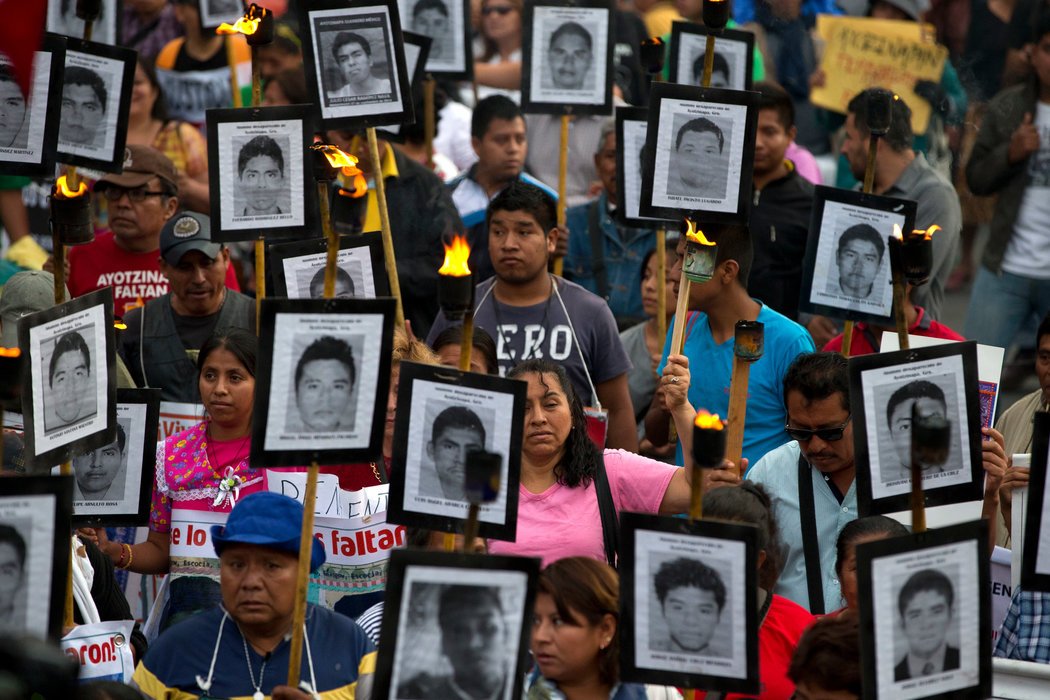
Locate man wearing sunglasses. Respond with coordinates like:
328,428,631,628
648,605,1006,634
66,145,239,316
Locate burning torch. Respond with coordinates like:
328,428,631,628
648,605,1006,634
909,400,950,533
463,449,502,552
690,410,726,521
312,143,367,300
888,224,938,350
216,3,274,107
50,175,92,304
438,234,475,372
725,320,763,475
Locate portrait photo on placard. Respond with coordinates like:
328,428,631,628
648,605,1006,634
0,35,64,176
388,362,525,540
253,298,395,466
0,476,73,640
856,521,990,700
641,83,757,223
57,40,136,171
669,23,754,90
207,106,313,240
21,290,116,465
1021,413,1050,590
301,0,412,128
48,0,120,46
199,0,246,30
398,0,470,76
373,550,539,700
851,342,983,516
619,512,759,693
522,1,611,113
268,232,390,300
615,107,673,228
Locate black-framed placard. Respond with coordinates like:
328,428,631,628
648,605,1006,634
668,22,755,90
397,0,472,78
1021,411,1050,592
200,0,246,31
618,511,759,694
372,549,540,700
520,0,614,116
47,0,122,46
856,519,990,700
205,105,317,242
615,106,676,228
269,232,391,300
377,30,431,140
850,341,983,517
639,81,759,224
386,361,526,541
252,297,396,467
299,0,415,130
57,38,136,173
0,34,65,177
53,388,160,527
0,475,74,640
797,186,917,325
20,288,117,468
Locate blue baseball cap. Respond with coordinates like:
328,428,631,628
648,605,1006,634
211,492,326,572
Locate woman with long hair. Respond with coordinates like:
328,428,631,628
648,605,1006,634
474,0,523,102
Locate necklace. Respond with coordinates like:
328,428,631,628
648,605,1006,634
241,634,269,700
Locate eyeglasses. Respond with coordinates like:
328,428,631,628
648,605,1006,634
482,5,514,15
101,186,170,203
785,415,852,443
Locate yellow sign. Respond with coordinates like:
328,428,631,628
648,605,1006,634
812,16,947,133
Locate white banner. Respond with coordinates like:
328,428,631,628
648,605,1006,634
62,620,136,684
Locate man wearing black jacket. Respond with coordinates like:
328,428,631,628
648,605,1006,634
747,81,815,322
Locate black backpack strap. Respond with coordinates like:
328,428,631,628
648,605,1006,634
587,201,610,302
798,453,826,614
594,456,620,567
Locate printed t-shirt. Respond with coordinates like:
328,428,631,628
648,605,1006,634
427,276,632,407
486,449,677,566
657,304,815,469
154,36,252,126
67,230,240,316
1001,101,1050,279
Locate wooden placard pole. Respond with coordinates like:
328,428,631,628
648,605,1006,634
908,404,949,535
462,450,501,551
366,127,406,330
725,321,763,474
424,77,436,170
552,115,570,277
286,461,319,687
251,46,265,329
891,266,910,351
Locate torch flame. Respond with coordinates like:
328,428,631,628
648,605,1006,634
216,3,267,35
913,224,940,241
55,175,87,198
684,219,715,246
891,223,904,240
313,143,367,198
438,235,472,277
694,410,724,430
0,347,20,358
642,36,664,48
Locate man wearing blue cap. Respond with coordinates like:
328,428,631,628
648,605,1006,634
132,492,376,699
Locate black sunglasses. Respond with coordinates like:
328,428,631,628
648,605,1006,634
785,415,852,442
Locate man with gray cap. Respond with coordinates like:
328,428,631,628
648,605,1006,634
119,211,254,402
66,145,239,317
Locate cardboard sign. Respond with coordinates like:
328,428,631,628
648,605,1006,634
267,471,389,519
990,546,1012,648
812,16,947,133
62,620,136,683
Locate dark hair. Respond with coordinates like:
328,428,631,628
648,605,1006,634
294,336,356,392
755,80,795,129
787,614,862,694
549,21,592,51
782,352,850,413
708,222,752,288
78,680,149,700
268,66,310,105
897,568,954,617
49,331,91,388
135,57,169,122
692,51,730,84
654,557,727,611
1036,310,1050,349
238,135,285,177
430,325,500,375
640,234,678,282
847,88,913,153
675,117,724,153
413,0,449,18
309,265,355,297
486,179,557,235
834,515,908,578
64,66,107,112
0,65,13,84
537,557,620,686
506,359,601,488
471,94,524,140
438,584,502,625
885,380,946,426
431,405,487,445
114,422,128,454
837,223,886,262
0,524,26,567
198,328,258,378
703,482,783,590
331,32,371,61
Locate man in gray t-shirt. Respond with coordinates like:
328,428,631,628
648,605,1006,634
428,181,637,451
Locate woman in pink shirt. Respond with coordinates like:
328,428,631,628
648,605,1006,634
488,359,726,566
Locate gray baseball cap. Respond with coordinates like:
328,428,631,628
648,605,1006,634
159,212,222,265
0,271,68,348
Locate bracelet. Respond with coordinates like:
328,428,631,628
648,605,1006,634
114,542,127,568
116,543,133,570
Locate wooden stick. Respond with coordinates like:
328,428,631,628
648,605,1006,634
463,503,480,552
724,355,750,473
443,532,456,551
424,78,436,170
225,37,243,108
366,128,406,330
552,115,569,277
688,460,704,522
862,137,878,193
458,314,474,372
250,45,262,107
841,320,854,358
319,182,339,299
287,462,319,687
665,278,692,445
700,34,716,86
656,227,668,343
892,272,910,351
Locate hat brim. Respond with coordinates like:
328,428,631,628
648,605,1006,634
95,172,173,191
0,315,18,349
211,526,327,573
162,240,223,266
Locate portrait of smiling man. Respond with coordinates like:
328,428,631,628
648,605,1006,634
60,65,107,149
547,21,592,91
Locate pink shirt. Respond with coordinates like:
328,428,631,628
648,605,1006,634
487,449,678,566
785,142,823,185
